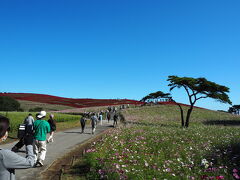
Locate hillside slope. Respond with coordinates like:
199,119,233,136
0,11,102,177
122,104,239,125
0,93,143,108
18,100,75,111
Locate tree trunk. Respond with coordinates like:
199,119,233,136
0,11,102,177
185,106,193,128
174,102,184,127
179,105,184,127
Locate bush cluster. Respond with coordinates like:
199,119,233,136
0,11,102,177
0,96,21,111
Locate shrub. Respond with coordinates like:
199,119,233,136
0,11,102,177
0,96,21,111
29,107,43,112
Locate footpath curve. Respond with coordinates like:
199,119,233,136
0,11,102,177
1,120,111,180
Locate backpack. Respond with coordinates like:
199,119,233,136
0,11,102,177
48,119,56,131
17,124,26,139
51,123,56,131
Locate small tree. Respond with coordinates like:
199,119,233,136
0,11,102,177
167,75,232,127
141,91,171,103
228,105,240,115
0,96,21,111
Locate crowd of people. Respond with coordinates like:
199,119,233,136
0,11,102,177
11,111,56,167
80,106,120,134
0,104,128,179
0,110,57,179
83,104,130,133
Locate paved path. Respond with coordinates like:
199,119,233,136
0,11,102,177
1,120,112,180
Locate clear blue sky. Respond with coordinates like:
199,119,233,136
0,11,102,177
0,0,239,110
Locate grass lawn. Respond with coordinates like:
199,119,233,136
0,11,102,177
63,105,240,180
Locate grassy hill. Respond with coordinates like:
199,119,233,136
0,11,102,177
0,93,142,109
64,105,240,180
122,104,239,126
18,100,75,112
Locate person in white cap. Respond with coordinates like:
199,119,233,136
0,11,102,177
33,111,50,167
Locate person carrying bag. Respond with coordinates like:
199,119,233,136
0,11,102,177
12,114,35,152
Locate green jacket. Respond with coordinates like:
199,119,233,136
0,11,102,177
33,119,51,141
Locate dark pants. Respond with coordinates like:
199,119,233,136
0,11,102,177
12,138,24,150
81,122,85,132
113,120,118,127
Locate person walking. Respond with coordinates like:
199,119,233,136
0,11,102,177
33,111,50,167
47,114,56,143
80,115,86,133
0,115,35,180
99,111,103,125
113,113,119,127
106,110,111,123
90,113,98,134
12,113,35,152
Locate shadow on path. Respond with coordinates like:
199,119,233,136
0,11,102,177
64,131,81,134
63,132,93,135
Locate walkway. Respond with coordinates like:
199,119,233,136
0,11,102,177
1,120,111,180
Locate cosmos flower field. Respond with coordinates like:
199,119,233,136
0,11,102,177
85,125,240,179
82,107,240,180
82,106,240,179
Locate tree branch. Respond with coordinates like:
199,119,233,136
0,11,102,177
195,96,208,102
183,85,193,105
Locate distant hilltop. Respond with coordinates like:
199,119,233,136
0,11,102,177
0,93,143,108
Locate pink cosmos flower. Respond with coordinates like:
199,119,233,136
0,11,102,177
233,169,238,173
216,176,224,179
201,175,208,179
233,173,240,179
86,148,95,153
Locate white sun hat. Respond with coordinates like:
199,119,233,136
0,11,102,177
37,111,47,119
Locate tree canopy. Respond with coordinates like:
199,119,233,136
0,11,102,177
168,76,231,105
141,91,171,102
228,105,240,115
0,96,21,111
167,75,231,127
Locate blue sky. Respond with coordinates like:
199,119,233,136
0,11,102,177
0,0,239,110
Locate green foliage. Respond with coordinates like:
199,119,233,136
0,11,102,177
141,91,171,102
228,105,240,115
167,76,232,105
29,107,43,112
167,75,232,127
0,96,21,111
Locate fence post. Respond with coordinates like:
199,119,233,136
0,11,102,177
59,168,63,180
71,156,75,166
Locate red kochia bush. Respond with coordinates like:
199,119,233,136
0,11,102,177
0,93,143,108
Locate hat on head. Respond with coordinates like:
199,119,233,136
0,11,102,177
37,111,46,119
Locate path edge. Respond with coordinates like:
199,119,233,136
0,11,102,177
39,128,112,180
